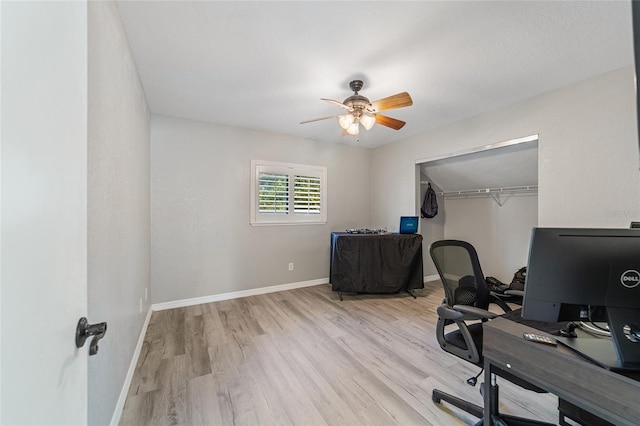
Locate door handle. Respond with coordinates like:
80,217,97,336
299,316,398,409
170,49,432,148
75,317,107,356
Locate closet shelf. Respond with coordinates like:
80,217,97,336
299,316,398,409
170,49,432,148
419,182,537,206
438,185,538,199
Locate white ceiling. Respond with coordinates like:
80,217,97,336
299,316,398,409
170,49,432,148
116,1,634,149
420,139,539,193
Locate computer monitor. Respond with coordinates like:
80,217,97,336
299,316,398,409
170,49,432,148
522,227,640,370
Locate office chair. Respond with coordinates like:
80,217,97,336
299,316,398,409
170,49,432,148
429,240,556,425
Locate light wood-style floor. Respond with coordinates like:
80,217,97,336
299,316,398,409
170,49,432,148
120,282,558,425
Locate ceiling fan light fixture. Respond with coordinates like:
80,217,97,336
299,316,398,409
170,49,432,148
301,80,412,138
360,113,376,130
339,113,355,129
346,122,360,135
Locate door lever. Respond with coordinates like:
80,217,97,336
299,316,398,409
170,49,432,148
75,317,107,355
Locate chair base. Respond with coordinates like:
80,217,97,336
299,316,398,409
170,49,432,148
432,388,483,419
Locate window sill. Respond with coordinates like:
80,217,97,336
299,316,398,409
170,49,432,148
250,220,327,226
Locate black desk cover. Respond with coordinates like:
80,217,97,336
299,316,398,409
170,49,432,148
330,232,424,294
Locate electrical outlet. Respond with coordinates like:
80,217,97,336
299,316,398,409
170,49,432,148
139,298,143,314
288,262,294,271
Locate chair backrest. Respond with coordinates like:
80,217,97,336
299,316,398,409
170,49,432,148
430,240,490,310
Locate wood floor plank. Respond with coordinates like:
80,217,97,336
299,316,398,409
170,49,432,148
220,373,263,426
154,354,191,425
120,282,559,425
239,347,296,426
161,310,186,359
127,337,165,397
119,389,158,426
287,334,390,418
277,342,369,425
185,374,224,426
349,370,435,425
184,315,211,378
251,334,329,425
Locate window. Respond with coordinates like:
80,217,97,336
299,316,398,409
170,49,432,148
251,160,327,225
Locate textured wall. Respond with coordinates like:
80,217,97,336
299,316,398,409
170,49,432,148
151,115,371,303
372,67,640,271
87,1,150,424
443,195,538,282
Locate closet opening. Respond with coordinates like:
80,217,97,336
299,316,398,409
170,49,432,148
416,134,539,284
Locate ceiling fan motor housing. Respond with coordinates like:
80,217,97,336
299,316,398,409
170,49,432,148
343,94,372,112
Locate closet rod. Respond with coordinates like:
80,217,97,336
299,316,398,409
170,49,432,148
437,185,538,197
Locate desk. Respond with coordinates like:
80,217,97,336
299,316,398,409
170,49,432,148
330,232,423,295
483,317,640,425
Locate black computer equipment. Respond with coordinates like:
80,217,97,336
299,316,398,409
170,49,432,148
522,227,640,371
399,216,418,234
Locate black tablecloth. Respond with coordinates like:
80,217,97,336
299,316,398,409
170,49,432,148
330,232,424,294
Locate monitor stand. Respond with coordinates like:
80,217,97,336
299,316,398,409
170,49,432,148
607,308,640,366
560,306,640,371
556,336,640,371
556,336,640,372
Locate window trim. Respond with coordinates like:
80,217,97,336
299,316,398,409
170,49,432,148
250,159,327,226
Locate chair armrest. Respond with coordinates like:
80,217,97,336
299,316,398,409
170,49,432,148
489,292,513,312
452,304,499,320
437,303,468,320
504,289,524,297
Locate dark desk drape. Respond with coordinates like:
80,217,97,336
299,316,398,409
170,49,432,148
330,232,424,294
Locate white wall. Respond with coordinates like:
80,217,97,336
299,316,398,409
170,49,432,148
151,115,371,303
373,67,640,241
87,2,150,425
443,195,538,282
419,176,537,281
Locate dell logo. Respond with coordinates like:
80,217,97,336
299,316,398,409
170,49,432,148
621,270,640,288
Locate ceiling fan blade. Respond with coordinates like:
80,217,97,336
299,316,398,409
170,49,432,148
300,115,339,124
370,92,413,112
376,114,406,130
321,98,353,111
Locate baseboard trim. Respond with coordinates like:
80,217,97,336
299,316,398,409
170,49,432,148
424,274,439,283
151,277,330,312
110,306,153,426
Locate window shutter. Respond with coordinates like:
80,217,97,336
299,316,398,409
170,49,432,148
294,175,321,214
251,160,326,225
258,172,289,214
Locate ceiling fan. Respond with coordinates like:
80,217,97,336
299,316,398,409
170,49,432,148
300,80,413,139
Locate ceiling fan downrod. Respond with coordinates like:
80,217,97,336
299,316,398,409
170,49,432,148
349,80,364,94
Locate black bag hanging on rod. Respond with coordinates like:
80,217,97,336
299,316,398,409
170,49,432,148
421,183,438,218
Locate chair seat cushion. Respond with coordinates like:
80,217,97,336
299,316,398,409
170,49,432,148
444,322,484,366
